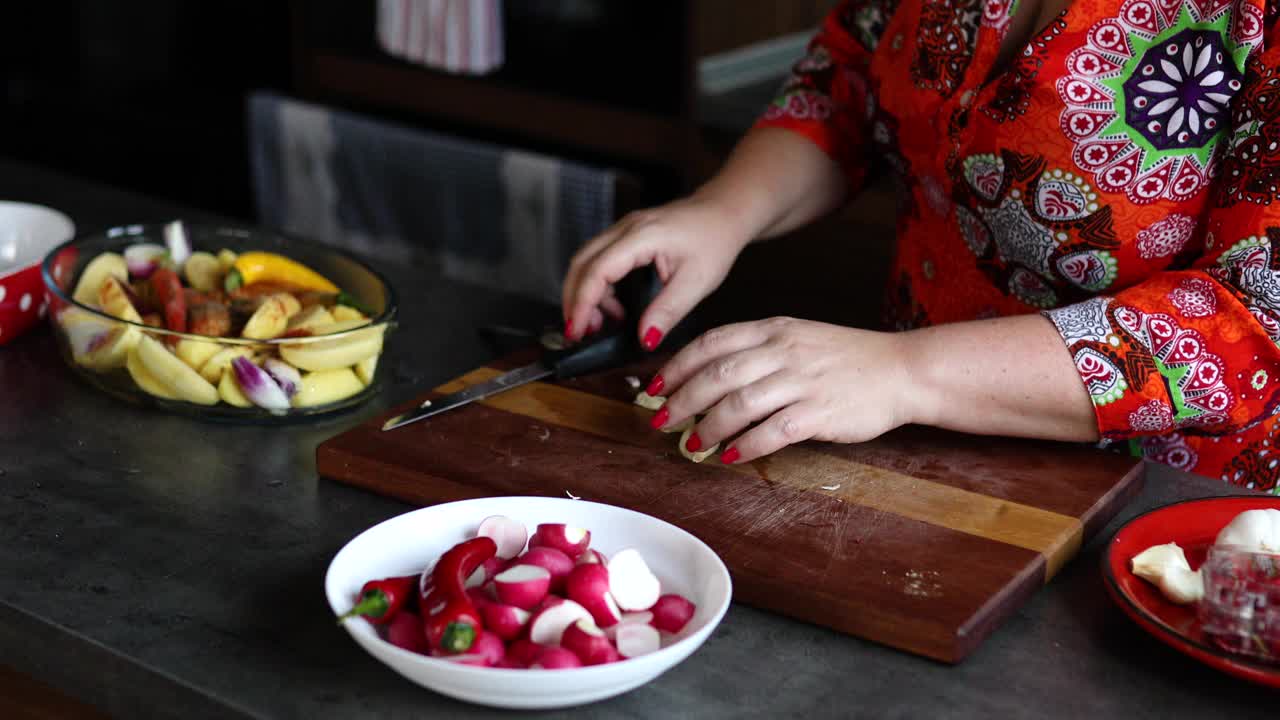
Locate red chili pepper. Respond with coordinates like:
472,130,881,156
150,268,187,334
422,537,496,654
337,574,417,625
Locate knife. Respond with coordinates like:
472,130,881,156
381,327,635,431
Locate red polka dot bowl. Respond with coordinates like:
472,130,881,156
0,202,75,346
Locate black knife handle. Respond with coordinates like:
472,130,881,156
547,329,632,380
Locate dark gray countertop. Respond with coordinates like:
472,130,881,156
0,159,1274,719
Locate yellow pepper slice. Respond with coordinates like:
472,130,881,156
225,252,339,293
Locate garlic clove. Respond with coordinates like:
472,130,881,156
1131,542,1204,605
1214,508,1280,554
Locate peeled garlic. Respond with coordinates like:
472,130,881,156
679,426,719,464
1214,508,1280,553
633,391,664,411
1131,542,1204,604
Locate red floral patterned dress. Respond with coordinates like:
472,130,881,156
755,0,1280,489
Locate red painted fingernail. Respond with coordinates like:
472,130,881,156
650,407,669,429
564,318,574,339
720,447,740,464
645,374,665,396
642,326,663,351
685,432,702,453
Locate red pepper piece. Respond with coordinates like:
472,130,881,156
422,537,496,654
337,574,417,625
150,268,187,334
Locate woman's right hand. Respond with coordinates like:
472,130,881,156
561,195,753,351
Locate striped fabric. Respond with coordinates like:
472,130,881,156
376,0,504,75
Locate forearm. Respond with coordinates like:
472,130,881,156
901,314,1099,442
692,127,850,244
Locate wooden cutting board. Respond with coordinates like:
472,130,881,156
318,355,1143,662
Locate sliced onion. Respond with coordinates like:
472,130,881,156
262,357,302,398
124,243,168,279
164,220,191,270
231,356,291,411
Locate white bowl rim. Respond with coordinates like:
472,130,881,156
324,496,734,677
0,201,75,280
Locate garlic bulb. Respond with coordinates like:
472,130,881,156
1130,542,1204,604
1213,508,1280,553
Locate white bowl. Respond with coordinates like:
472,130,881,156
325,496,733,709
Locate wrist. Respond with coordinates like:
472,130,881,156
894,328,944,428
684,189,760,254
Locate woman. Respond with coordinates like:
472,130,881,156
561,0,1280,490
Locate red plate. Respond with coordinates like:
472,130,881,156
1103,495,1280,687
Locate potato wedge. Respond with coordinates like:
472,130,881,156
292,368,364,407
354,354,378,385
126,345,179,400
331,304,368,323
184,251,223,292
285,305,335,335
198,346,254,384
60,306,139,371
72,252,127,306
135,334,219,405
218,369,253,408
274,292,301,318
279,321,383,371
241,296,289,339
217,248,238,272
97,276,143,323
175,338,223,370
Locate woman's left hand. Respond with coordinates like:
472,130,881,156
649,317,921,464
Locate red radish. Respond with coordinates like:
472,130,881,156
386,612,427,654
477,515,529,559
528,597,592,646
531,646,583,670
561,618,621,666
576,549,608,566
468,631,506,666
650,594,697,634
480,602,532,641
493,564,551,610
465,556,506,589
615,622,661,659
506,639,547,666
495,657,525,669
605,612,654,642
566,564,621,628
529,524,591,560
517,547,574,592
607,549,661,611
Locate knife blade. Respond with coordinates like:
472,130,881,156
382,327,633,431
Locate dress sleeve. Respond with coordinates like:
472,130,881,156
752,0,896,195
1044,36,1280,440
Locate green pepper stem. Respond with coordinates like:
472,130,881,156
224,268,243,292
440,622,477,653
336,590,389,624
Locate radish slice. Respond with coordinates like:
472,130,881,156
493,564,551,610
517,547,574,592
530,646,583,670
386,612,426,654
231,357,290,411
650,594,696,634
566,564,621,628
477,515,529,559
615,622,661,659
529,524,591,560
262,358,302,398
605,612,654,642
576,549,608,566
464,557,505,589
506,639,546,667
607,549,661,611
528,597,592,646
561,618,620,666
480,602,532,641
124,243,167,279
164,220,191,269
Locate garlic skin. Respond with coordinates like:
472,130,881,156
1131,542,1204,604
1213,508,1280,553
